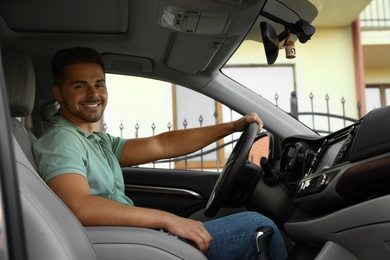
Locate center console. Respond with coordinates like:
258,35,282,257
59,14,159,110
279,105,390,214
280,106,390,259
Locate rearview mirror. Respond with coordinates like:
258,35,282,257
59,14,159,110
260,20,315,65
260,21,279,65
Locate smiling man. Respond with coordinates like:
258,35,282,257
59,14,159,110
33,46,287,260
55,64,106,118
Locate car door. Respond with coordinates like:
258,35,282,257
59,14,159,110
104,74,244,218
122,167,219,217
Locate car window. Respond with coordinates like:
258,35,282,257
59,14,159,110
223,36,360,135
103,74,269,171
222,65,295,114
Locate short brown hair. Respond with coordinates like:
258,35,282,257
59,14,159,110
51,46,105,86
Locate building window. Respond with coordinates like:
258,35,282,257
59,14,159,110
365,84,390,113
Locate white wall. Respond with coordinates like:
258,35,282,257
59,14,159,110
227,26,359,132
104,74,173,139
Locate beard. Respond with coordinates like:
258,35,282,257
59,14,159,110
61,98,105,123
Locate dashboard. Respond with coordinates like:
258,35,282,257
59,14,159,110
279,105,390,215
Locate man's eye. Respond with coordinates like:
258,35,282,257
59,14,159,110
96,84,106,88
74,84,84,89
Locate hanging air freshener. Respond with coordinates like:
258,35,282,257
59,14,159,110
285,30,296,59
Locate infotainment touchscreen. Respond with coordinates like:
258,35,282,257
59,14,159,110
314,140,343,172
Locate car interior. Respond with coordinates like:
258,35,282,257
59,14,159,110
1,0,390,259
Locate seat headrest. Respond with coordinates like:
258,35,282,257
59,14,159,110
3,50,36,117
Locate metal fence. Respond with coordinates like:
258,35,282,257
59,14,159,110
289,91,360,135
103,111,236,171
103,92,359,170
360,0,390,30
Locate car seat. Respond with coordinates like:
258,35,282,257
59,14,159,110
3,50,38,170
3,50,206,260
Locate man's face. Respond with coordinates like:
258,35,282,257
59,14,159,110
54,63,107,125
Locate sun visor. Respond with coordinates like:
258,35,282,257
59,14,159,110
167,35,224,74
0,0,129,33
102,54,153,75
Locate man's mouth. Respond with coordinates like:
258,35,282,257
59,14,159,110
82,103,100,108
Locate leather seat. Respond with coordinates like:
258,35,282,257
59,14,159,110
3,50,38,170
3,50,207,260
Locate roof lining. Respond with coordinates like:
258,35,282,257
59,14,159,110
0,0,130,34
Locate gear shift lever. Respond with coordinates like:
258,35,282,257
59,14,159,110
254,226,274,260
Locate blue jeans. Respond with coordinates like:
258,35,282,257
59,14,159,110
184,212,287,260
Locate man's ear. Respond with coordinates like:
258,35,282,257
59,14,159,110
53,86,63,102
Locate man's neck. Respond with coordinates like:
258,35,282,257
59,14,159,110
60,113,101,134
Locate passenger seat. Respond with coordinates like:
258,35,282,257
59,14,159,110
3,50,38,170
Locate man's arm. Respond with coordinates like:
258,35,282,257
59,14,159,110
47,173,212,252
119,112,263,166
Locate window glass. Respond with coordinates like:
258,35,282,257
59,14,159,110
222,66,295,113
385,88,390,106
173,85,223,170
365,87,381,113
104,74,267,171
223,38,361,134
104,74,173,139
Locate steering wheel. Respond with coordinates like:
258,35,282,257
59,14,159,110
204,122,259,218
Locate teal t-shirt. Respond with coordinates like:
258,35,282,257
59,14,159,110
33,116,134,206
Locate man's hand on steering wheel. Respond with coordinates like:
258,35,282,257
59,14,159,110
233,112,263,133
205,113,263,218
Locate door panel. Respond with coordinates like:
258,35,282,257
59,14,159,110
122,167,219,217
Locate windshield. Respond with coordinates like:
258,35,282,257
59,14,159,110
222,0,387,135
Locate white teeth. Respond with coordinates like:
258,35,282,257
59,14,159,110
84,104,99,108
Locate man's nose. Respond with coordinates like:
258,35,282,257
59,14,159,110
86,85,98,96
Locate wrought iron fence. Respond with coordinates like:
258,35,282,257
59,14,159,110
103,111,237,171
289,91,360,135
103,92,359,170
